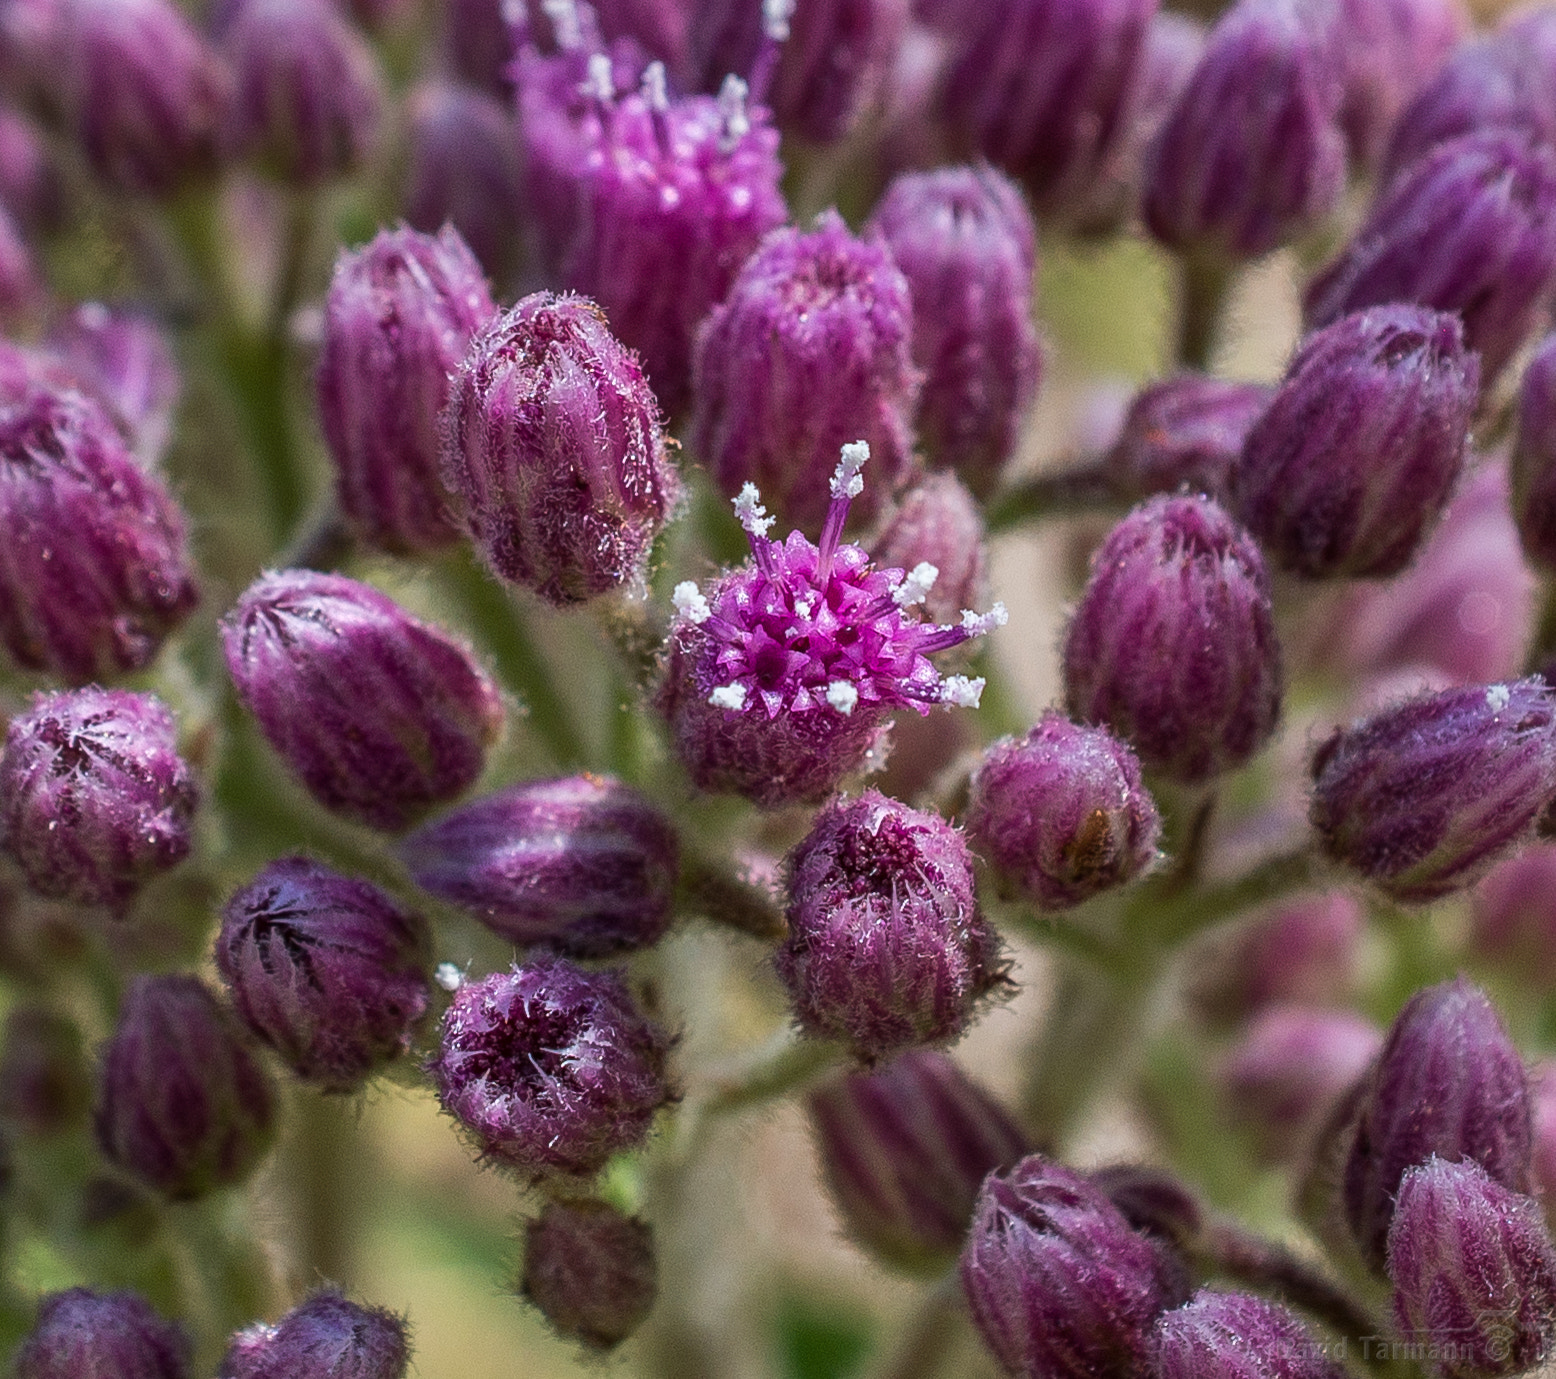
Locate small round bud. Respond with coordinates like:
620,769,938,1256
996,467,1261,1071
1471,843,1556,979
0,1006,91,1136
1153,1289,1350,1379
219,1291,409,1379
15,1288,190,1379
868,473,990,627
0,688,196,910
1103,374,1271,503
45,304,180,468
1514,331,1556,573
521,1198,657,1350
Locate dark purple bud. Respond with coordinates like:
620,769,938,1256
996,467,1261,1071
1304,131,1556,384
46,304,180,467
443,0,515,95
427,956,673,1180
589,0,693,73
1153,1289,1349,1379
1514,332,1556,573
318,226,497,555
398,776,677,959
867,164,1040,498
0,1006,90,1136
1471,843,1556,978
95,974,277,1200
220,570,504,832
441,292,679,604
15,1288,190,1379
868,472,990,627
691,210,920,533
1531,1061,1556,1232
1388,1157,1556,1379
1343,977,1532,1273
521,1197,657,1350
1310,681,1556,903
1062,493,1283,783
808,1049,1029,1272
1233,306,1478,579
219,1290,409,1379
0,107,63,236
1103,374,1272,503
775,789,1005,1061
967,711,1161,911
1091,1164,1204,1247
0,688,196,910
216,858,430,1093
961,1153,1185,1379
0,380,198,681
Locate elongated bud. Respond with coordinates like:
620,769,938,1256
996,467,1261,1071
221,570,503,832
968,712,1161,912
868,473,990,627
16,1288,190,1379
1062,493,1282,783
96,974,277,1200
1153,1289,1349,1379
1514,332,1556,573
318,226,497,554
521,1198,657,1350
443,0,516,95
1388,1157,1556,1379
0,689,196,910
1311,680,1556,903
1104,374,1271,503
1344,977,1531,1274
0,1007,90,1136
1471,843,1556,978
220,1291,410,1379
808,1050,1028,1273
46,304,180,467
1233,306,1478,579
0,107,63,237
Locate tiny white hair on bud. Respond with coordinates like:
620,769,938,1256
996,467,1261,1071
831,441,870,499
672,581,711,624
717,74,750,149
939,675,986,708
892,562,939,608
542,0,583,48
435,962,464,993
826,681,860,715
641,60,669,111
584,51,615,102
1487,683,1512,713
710,682,749,710
732,481,775,536
763,0,795,40
960,602,1009,635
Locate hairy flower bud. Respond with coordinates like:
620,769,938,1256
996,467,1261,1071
1062,494,1282,783
967,712,1161,911
1514,332,1556,573
318,226,497,554
1103,374,1271,503
428,957,673,1180
869,473,990,627
1471,844,1556,979
46,304,180,467
441,292,678,604
221,570,503,832
1153,1289,1349,1379
0,688,196,910
95,974,277,1200
521,1198,657,1350
0,1006,90,1136
1233,306,1478,579
808,1050,1028,1272
15,1288,190,1379
1311,681,1556,903
220,1291,410,1379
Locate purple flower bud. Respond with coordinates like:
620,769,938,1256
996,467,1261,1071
1103,374,1272,503
868,472,990,627
1471,843,1556,978
427,957,673,1180
441,292,679,604
1304,131,1556,384
1153,1289,1349,1379
1232,306,1479,579
1388,1157,1556,1379
0,201,36,323
1531,1061,1556,1231
867,165,1041,498
1062,493,1283,783
443,0,515,95
967,712,1161,911
1514,332,1556,572
1311,681,1556,903
45,305,180,468
220,0,384,185
1144,0,1346,260
0,380,198,681
216,858,430,1093
0,107,63,236
808,1049,1029,1272
0,1006,90,1136
1343,977,1532,1273
220,570,504,832
775,790,1004,1061
0,689,196,910
1091,1164,1204,1247
521,1197,657,1350
219,1290,409,1379
15,1288,190,1379
317,226,497,555
691,211,920,533
95,974,277,1200
961,1153,1185,1379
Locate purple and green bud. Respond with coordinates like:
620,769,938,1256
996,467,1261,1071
868,472,990,627
0,1006,90,1136
1152,1289,1350,1379
45,304,180,467
1103,374,1271,503
1513,332,1556,573
219,1290,410,1379
1471,843,1556,980
521,1197,657,1350
15,1287,190,1379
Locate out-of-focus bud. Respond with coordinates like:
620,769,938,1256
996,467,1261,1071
15,1288,190,1379
1153,1289,1350,1379
869,473,990,626
1062,493,1283,783
0,107,63,235
0,688,196,911
441,292,679,604
45,304,180,467
1310,681,1556,904
521,1198,657,1351
216,858,430,1093
219,1290,410,1379
0,201,35,323
220,570,504,832
317,226,497,555
967,711,1161,911
808,1050,1029,1273
1304,131,1556,384
1343,977,1531,1273
1471,844,1556,979
1515,332,1556,573
0,381,198,681
692,211,920,534
1091,1164,1204,1247
1103,374,1271,503
95,974,277,1200
398,776,678,959
961,1153,1185,1379
867,164,1040,499
776,790,1005,1062
0,1007,90,1136
428,956,673,1181
443,0,515,96
1388,1157,1556,1379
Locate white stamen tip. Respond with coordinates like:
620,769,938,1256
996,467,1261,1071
710,683,749,710
642,60,668,111
826,681,860,715
939,675,986,708
500,0,528,25
542,0,583,48
830,440,870,500
1487,683,1512,713
672,581,710,624
732,481,775,536
892,561,939,608
584,52,615,102
717,74,750,148
763,0,795,39
960,602,1009,635
435,962,464,993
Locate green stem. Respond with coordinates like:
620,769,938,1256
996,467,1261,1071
984,462,1122,534
859,1272,965,1379
676,854,788,941
290,1088,359,1286
1177,251,1234,371
1133,846,1323,949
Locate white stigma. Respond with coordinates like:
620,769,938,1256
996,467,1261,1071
717,74,750,150
435,962,464,993
960,602,1009,636
733,481,775,537
641,60,669,112
892,561,939,608
542,0,583,49
672,581,710,624
710,683,749,710
826,681,860,715
939,675,986,708
831,440,870,500
1487,683,1512,713
584,51,615,103
763,0,795,40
